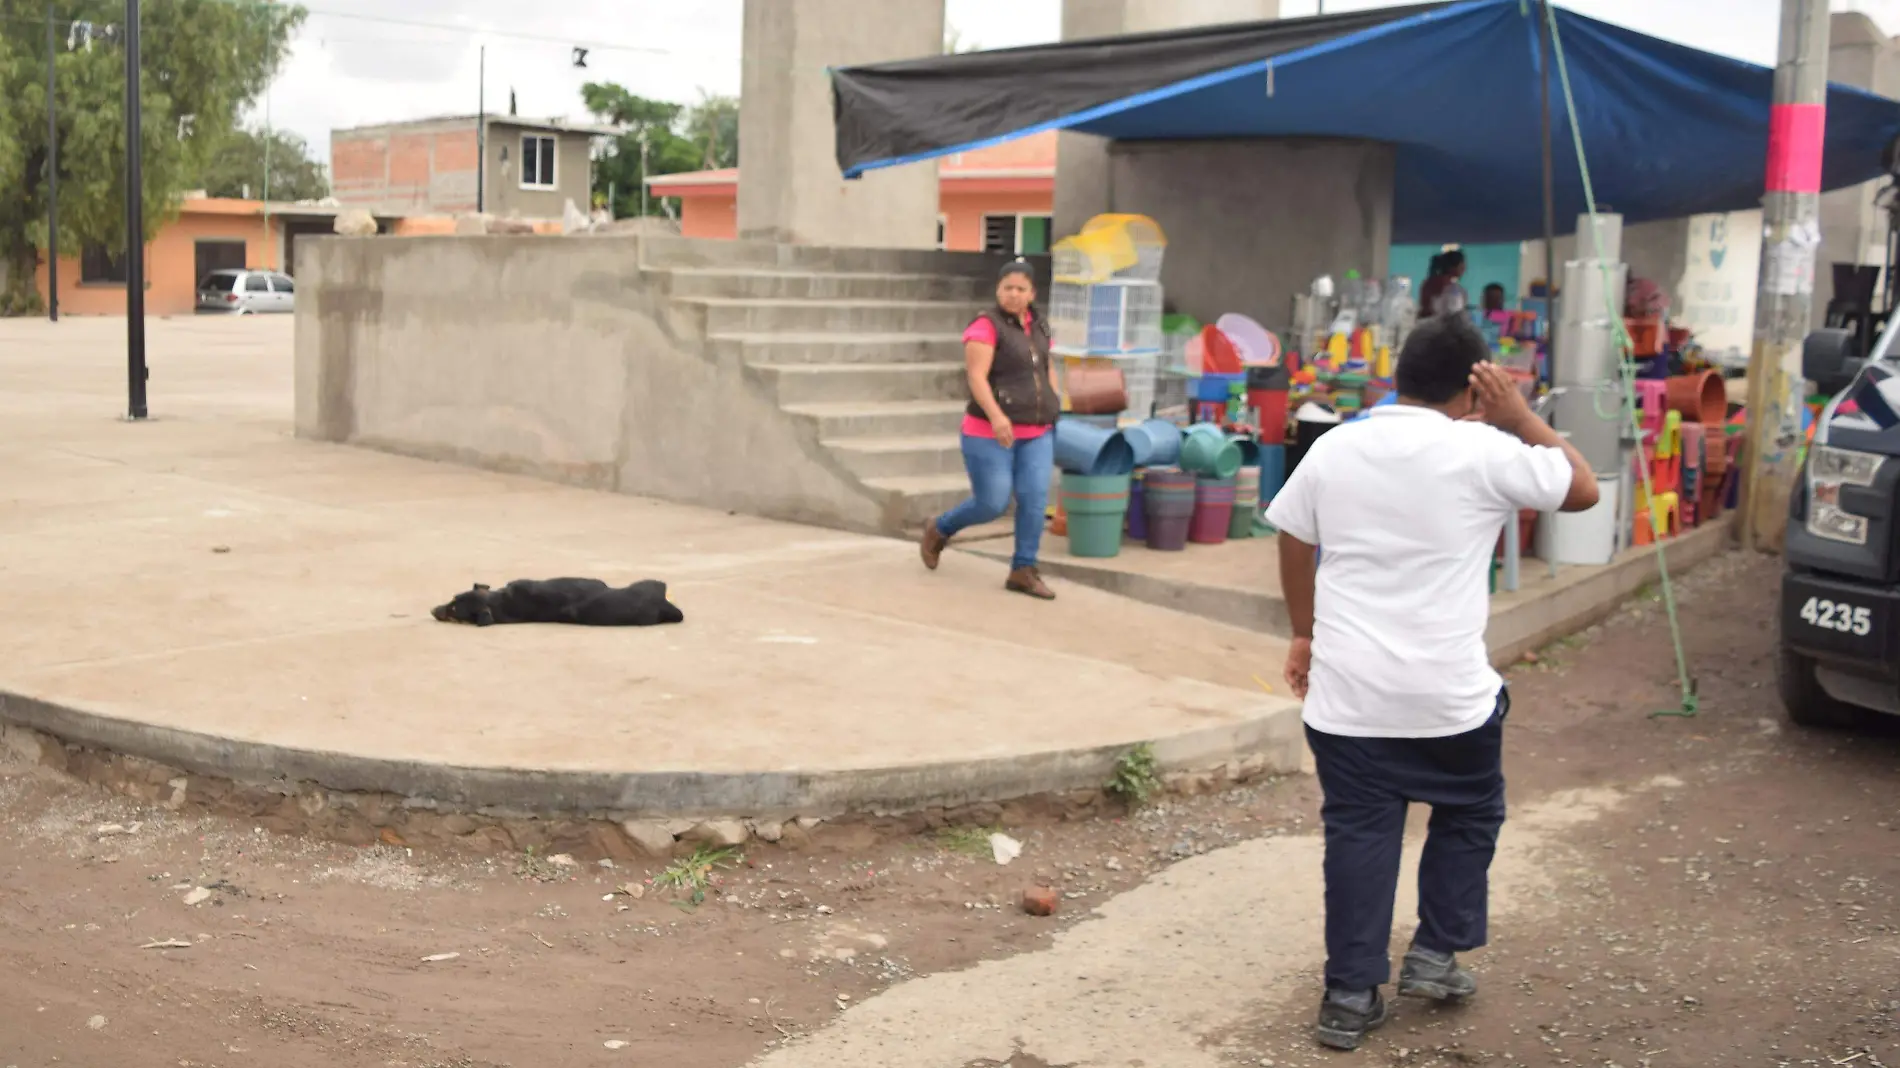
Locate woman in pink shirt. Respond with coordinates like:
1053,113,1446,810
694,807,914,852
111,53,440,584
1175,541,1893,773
918,259,1062,600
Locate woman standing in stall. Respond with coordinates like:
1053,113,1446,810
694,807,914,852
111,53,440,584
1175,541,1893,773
917,259,1064,600
1418,250,1470,320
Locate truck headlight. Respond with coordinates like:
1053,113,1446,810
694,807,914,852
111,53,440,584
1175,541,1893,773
1807,445,1884,545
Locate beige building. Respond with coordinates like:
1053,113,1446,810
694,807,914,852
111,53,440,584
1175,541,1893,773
331,114,607,221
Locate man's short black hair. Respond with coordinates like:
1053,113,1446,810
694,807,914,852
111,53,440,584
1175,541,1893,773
1395,315,1489,404
1482,282,1505,294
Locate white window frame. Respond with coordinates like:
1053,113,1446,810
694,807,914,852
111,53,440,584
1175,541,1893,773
520,133,558,191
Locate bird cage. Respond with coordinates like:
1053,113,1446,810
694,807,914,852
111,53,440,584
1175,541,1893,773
1049,279,1164,357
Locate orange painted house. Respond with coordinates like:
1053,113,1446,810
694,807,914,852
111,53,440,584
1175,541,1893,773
30,195,425,317
646,131,1056,253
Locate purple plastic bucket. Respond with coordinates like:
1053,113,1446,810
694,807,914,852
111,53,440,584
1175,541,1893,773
1127,475,1148,540
1190,475,1237,545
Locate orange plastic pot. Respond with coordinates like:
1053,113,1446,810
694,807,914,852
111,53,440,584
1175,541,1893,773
1666,370,1726,427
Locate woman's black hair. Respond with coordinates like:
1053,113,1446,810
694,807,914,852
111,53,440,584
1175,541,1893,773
1428,250,1467,278
998,257,1035,284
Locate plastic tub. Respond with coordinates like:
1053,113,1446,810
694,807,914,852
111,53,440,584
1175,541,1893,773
1181,424,1243,479
1191,475,1237,545
1122,418,1184,467
1257,444,1287,505
1054,418,1135,476
1666,370,1727,427
1060,473,1131,558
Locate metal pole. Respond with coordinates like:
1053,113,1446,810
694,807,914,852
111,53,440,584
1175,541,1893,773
640,131,650,217
46,1,59,323
124,0,147,420
1538,0,1558,382
476,45,486,214
262,84,273,268
1741,0,1830,552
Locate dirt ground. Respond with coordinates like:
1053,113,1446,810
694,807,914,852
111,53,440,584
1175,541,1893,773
1,549,1896,1068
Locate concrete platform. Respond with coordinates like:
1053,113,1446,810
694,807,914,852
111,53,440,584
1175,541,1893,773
0,317,1300,819
968,499,1735,666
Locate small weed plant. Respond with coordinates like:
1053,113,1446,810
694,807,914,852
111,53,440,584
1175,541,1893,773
1107,743,1160,808
657,845,741,905
935,825,999,857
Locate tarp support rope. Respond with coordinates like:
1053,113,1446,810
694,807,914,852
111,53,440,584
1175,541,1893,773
1542,1,1700,718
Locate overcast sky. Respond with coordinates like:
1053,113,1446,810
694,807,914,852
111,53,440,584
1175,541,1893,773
267,0,1900,169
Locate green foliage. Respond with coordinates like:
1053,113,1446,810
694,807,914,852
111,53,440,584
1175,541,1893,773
581,81,737,219
656,845,740,906
1106,743,1161,809
189,124,328,202
0,0,304,313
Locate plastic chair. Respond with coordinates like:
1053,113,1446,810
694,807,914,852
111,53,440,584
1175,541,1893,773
1680,422,1706,474
1633,507,1654,547
1634,379,1668,437
1656,410,1682,459
1652,491,1680,539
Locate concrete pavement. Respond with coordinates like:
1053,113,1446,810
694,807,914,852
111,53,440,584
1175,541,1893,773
0,317,1300,817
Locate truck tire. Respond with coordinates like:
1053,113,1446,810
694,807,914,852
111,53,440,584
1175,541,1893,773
1776,646,1865,729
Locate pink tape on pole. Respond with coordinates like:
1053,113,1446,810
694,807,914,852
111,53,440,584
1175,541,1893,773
1765,103,1826,194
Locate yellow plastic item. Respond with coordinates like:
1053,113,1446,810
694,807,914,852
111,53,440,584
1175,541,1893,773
1373,346,1393,379
1052,214,1168,284
1656,410,1682,459
1650,491,1680,538
1326,333,1349,367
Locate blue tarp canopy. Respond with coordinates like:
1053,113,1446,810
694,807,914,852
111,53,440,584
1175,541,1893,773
831,0,1900,244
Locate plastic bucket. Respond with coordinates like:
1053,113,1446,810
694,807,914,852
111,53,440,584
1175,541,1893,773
1229,466,1261,539
1233,436,1261,469
1191,475,1236,545
1666,370,1726,427
1181,424,1243,479
1054,418,1135,476
1060,473,1130,559
1143,470,1196,551
1126,474,1148,541
1249,389,1289,444
1123,419,1184,467
1257,444,1287,504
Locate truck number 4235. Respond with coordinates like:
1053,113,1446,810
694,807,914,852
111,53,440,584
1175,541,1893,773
1800,597,1874,636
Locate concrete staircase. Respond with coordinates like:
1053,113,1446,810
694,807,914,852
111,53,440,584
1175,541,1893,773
640,236,1006,531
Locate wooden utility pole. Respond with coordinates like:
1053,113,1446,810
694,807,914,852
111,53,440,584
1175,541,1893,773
1741,0,1830,552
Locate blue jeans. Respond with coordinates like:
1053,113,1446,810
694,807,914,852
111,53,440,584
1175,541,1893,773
935,430,1054,571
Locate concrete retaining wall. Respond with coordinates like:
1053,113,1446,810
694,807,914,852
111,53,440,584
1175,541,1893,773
294,235,896,531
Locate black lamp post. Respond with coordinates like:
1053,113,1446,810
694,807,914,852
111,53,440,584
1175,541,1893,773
124,0,147,419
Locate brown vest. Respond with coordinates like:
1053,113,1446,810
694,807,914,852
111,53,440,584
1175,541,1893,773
967,305,1060,428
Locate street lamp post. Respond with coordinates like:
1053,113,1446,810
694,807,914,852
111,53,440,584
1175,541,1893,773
125,0,147,419
46,2,59,322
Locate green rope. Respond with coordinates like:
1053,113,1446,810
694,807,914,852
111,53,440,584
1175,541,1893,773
1542,2,1699,717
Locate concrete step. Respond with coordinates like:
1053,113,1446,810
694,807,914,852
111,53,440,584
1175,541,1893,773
712,332,965,366
662,268,988,303
696,298,973,336
752,361,967,407
865,472,975,526
642,234,1008,277
823,434,965,480
782,400,969,439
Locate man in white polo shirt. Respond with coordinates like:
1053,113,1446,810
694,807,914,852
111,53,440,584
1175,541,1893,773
1264,315,1599,1051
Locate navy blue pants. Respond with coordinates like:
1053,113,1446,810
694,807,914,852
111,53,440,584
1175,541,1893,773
1304,688,1509,992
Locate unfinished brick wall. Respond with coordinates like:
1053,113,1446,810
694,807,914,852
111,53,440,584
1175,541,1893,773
332,125,481,214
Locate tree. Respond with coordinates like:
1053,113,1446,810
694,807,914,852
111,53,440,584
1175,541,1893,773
682,91,737,170
0,0,304,315
190,124,329,202
580,81,705,219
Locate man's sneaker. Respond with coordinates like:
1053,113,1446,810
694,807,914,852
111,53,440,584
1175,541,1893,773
1397,946,1477,1001
1315,986,1387,1051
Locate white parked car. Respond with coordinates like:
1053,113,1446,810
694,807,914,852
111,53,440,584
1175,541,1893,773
196,269,295,314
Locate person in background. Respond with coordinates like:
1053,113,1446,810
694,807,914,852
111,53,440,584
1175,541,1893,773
1264,315,1600,1052
918,258,1062,600
1625,275,1668,320
1481,283,1508,318
1417,250,1469,319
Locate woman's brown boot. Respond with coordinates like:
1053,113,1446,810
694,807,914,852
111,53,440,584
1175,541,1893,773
1005,567,1055,600
919,518,949,570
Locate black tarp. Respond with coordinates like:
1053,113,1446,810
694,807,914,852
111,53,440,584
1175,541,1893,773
830,4,1445,179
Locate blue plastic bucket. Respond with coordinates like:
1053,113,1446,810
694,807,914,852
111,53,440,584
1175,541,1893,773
1054,417,1136,476
1123,419,1184,468
1258,444,1287,505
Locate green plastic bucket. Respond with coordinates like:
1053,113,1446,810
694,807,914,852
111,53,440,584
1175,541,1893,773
1060,473,1131,559
1180,424,1243,479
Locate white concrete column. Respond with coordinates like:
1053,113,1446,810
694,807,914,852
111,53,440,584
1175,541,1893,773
1054,0,1280,240
1814,12,1900,327
738,0,944,249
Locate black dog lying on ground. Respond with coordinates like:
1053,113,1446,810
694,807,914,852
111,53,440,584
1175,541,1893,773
431,577,684,627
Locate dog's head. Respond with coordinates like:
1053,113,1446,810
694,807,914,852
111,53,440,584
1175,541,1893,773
431,583,494,626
